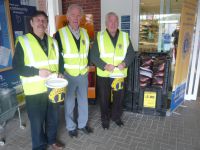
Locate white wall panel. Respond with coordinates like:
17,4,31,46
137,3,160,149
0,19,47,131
101,0,140,51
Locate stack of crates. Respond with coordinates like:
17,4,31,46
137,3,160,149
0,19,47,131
132,52,171,116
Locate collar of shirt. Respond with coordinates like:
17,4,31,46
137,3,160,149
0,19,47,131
68,25,80,40
31,32,48,55
31,32,47,41
106,29,119,40
106,29,119,47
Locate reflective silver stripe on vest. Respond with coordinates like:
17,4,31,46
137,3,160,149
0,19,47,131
81,28,89,55
63,53,88,58
99,31,128,59
23,36,58,67
62,28,89,58
61,27,71,54
122,32,127,58
53,39,59,62
23,35,35,66
114,56,125,60
26,60,58,67
100,31,114,57
64,64,87,69
21,76,45,83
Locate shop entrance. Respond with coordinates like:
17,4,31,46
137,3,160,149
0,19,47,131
139,0,183,53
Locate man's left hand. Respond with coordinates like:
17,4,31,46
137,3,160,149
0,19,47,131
117,62,126,70
57,73,64,78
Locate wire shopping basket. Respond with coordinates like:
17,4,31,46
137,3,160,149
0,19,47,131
0,88,18,146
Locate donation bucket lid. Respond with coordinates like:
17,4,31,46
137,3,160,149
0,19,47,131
45,78,68,89
109,67,125,78
109,73,125,79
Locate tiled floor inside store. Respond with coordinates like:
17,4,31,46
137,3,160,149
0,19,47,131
0,98,200,150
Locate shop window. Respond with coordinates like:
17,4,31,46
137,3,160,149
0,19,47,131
139,0,183,52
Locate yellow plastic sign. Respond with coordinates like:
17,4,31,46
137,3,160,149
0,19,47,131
143,91,156,108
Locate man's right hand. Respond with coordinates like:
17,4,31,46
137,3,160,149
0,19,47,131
104,64,115,72
39,69,52,78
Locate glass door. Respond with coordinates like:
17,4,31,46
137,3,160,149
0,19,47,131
139,0,184,52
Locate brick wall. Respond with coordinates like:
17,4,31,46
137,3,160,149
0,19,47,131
62,0,101,34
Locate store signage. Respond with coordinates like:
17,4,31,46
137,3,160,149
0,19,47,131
171,83,186,111
9,2,36,40
143,91,156,108
163,33,171,44
0,0,13,71
121,15,130,35
171,0,197,112
0,69,21,89
182,32,191,58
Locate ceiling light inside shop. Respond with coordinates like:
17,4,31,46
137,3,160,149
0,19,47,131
158,20,179,23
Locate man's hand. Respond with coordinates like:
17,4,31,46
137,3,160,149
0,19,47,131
117,62,126,70
39,69,52,78
57,73,64,78
104,64,115,72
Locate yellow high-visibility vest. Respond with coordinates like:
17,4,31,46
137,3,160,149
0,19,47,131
58,26,89,76
17,33,59,95
97,30,129,77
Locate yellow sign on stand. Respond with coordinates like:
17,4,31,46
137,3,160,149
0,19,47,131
143,91,156,108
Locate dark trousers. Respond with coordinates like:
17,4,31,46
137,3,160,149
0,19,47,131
25,93,60,150
97,76,124,123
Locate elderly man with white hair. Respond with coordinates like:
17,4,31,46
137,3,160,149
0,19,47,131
90,12,135,130
55,4,93,138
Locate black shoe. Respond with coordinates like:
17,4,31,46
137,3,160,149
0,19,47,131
102,122,109,130
79,126,93,134
115,120,124,127
68,129,78,138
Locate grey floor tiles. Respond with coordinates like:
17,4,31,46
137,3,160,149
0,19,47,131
1,99,200,150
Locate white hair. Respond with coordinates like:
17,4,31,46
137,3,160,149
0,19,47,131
66,4,84,17
105,12,119,25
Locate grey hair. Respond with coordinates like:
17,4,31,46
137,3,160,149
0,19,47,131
105,12,119,25
66,4,84,17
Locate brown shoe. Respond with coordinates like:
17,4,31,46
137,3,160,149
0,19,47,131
49,143,64,150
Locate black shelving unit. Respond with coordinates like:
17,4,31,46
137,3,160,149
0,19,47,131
124,52,171,116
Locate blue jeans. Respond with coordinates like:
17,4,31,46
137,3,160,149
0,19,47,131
25,93,60,150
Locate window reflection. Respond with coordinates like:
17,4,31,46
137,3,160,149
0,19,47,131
139,0,183,52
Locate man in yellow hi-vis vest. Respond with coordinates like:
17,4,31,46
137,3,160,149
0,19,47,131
13,11,64,150
55,4,93,138
90,12,134,129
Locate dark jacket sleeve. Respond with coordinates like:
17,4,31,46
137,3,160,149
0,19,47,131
89,38,107,70
55,32,64,74
123,38,135,67
12,42,39,77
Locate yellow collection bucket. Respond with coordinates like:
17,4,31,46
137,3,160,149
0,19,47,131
45,78,68,103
